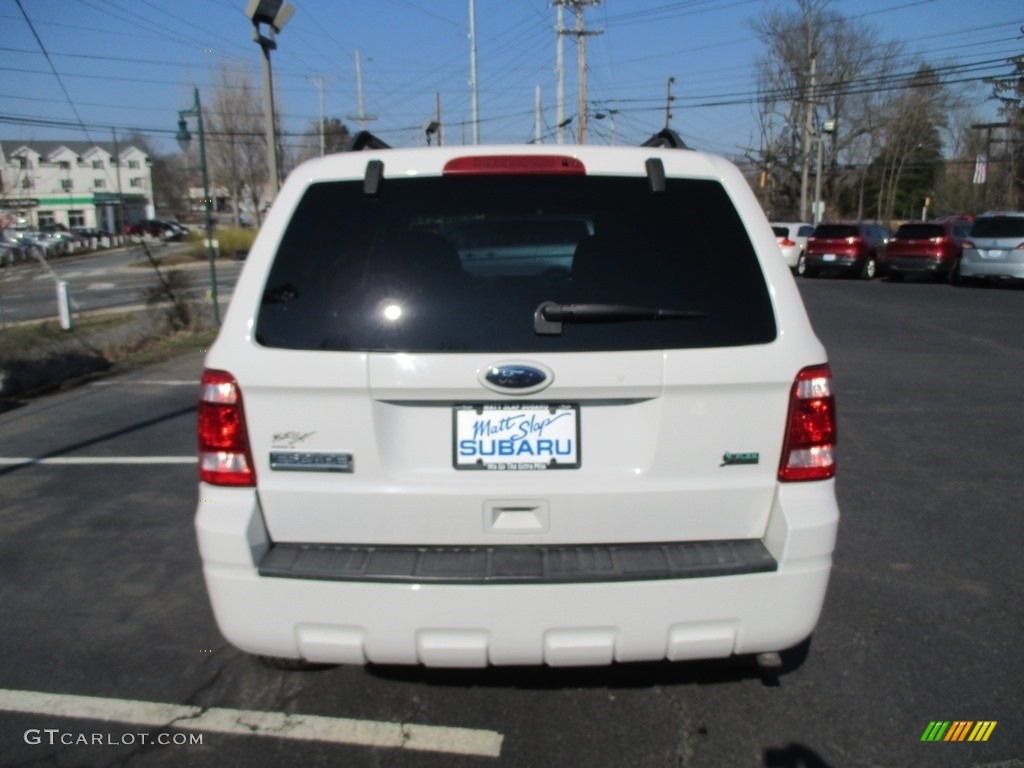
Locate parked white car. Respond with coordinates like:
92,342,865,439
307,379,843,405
771,221,815,272
196,132,840,670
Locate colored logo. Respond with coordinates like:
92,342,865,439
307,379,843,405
920,721,997,742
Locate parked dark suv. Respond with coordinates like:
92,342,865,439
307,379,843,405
883,218,972,282
803,221,889,279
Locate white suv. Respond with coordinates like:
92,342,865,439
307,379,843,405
196,132,839,669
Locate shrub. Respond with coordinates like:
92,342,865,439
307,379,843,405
182,226,256,260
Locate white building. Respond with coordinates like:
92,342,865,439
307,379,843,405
0,140,154,232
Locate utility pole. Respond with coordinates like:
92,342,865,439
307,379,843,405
555,2,565,144
555,1,601,145
436,92,443,146
111,128,126,234
469,0,480,144
535,85,543,143
307,75,336,156
800,52,817,223
347,50,377,132
664,76,676,129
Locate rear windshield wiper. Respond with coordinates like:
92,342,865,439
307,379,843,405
534,300,707,335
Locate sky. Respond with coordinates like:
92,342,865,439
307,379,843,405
0,0,1021,160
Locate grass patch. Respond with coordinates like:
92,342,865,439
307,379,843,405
107,326,217,373
1,307,217,398
181,226,256,260
0,313,137,362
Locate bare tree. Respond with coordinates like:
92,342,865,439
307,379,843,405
985,34,1024,209
750,0,904,221
292,118,352,167
203,61,267,227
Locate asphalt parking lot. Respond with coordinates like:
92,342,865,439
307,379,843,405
0,276,1021,767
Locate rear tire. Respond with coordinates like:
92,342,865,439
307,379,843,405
947,257,963,286
859,256,877,280
796,253,808,277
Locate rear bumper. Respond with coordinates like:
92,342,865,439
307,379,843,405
884,256,951,275
805,253,862,273
959,256,1024,280
779,245,801,269
196,483,838,667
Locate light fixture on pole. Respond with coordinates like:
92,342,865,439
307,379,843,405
177,87,220,327
423,120,441,146
245,0,295,202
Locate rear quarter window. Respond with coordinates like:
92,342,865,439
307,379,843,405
971,217,1024,238
255,174,776,353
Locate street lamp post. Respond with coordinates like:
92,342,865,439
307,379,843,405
813,118,837,225
176,87,220,327
245,0,295,202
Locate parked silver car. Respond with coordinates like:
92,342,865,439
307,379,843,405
959,212,1024,284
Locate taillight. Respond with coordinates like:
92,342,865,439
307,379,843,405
931,236,947,244
198,369,255,487
962,240,975,248
779,365,836,482
443,155,586,175
779,238,795,247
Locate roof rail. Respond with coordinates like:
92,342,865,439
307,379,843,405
346,131,392,152
640,128,688,150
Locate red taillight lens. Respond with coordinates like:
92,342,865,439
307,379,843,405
198,369,255,487
779,238,796,247
443,155,586,175
779,365,836,482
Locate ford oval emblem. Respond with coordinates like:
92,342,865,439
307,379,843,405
479,361,553,395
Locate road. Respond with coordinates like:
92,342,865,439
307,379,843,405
0,276,1021,767
0,243,243,325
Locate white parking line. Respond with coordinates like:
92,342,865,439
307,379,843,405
0,457,197,466
0,688,503,757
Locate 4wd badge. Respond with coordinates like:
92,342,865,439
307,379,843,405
721,452,760,467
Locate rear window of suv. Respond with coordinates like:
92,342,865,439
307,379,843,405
894,224,944,239
971,216,1024,238
812,224,859,239
255,174,776,353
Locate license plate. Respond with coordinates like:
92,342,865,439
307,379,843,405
822,253,837,262
983,249,1006,260
454,403,580,470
